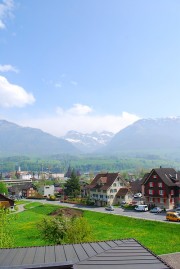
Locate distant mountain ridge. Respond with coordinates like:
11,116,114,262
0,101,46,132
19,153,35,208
100,117,180,155
1,117,180,157
0,120,79,156
62,130,114,152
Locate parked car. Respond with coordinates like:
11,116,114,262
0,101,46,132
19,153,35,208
175,207,180,213
105,205,114,211
134,193,142,198
166,212,180,222
150,207,162,213
135,205,148,212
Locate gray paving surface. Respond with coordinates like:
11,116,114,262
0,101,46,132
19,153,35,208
159,253,180,269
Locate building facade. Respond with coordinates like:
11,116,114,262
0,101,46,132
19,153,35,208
142,168,180,209
88,172,128,206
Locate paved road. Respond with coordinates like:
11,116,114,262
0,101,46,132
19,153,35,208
25,199,175,223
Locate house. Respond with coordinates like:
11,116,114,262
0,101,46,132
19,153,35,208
38,185,55,197
116,187,133,204
142,167,180,209
129,179,143,194
9,183,38,198
0,238,171,269
88,172,129,206
0,193,15,209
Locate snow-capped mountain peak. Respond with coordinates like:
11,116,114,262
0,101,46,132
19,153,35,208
62,130,114,152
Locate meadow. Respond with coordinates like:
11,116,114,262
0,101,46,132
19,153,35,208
11,202,180,255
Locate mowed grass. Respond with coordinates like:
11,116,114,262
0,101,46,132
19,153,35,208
83,210,180,255
11,203,180,255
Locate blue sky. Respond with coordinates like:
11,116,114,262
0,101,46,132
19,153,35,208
0,0,180,136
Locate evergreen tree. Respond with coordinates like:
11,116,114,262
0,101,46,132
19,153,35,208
64,170,80,198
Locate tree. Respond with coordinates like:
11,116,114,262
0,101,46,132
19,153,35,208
0,182,8,195
64,170,80,198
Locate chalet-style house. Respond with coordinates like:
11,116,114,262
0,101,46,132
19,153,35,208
88,172,130,206
0,193,15,209
9,183,38,198
142,168,180,209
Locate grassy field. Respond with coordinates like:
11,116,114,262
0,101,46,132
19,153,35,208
11,202,180,255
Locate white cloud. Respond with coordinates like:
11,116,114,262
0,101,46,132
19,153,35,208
17,104,140,136
0,0,14,30
70,80,78,86
0,64,19,73
56,104,93,116
54,82,62,88
0,76,35,107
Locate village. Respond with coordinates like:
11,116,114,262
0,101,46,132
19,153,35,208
1,166,180,219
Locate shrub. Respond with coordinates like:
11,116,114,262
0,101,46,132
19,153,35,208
0,208,14,248
38,216,69,244
66,217,93,243
38,215,93,244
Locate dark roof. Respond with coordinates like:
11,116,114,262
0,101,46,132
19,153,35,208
9,183,36,193
130,179,143,193
116,187,129,196
141,173,150,185
0,239,172,269
88,173,119,191
0,193,14,204
143,168,180,187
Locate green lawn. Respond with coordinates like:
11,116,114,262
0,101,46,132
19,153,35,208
11,203,180,255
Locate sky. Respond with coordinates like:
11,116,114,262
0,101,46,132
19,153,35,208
0,0,180,137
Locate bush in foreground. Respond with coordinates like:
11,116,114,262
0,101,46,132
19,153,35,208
0,208,14,248
38,215,93,244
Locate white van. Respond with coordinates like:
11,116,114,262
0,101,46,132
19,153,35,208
135,205,148,212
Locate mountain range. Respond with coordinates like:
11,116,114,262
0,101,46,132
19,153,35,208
62,130,114,153
0,120,78,156
0,117,180,157
101,117,180,156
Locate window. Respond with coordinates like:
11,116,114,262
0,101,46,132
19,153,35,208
149,189,153,195
153,175,157,179
100,195,103,198
160,198,164,203
149,197,153,203
159,190,164,195
110,189,113,193
149,182,154,187
158,182,162,188
113,183,116,187
110,195,114,199
170,190,174,195
113,189,117,193
103,190,106,193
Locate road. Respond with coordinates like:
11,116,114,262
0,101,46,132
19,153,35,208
26,199,172,223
